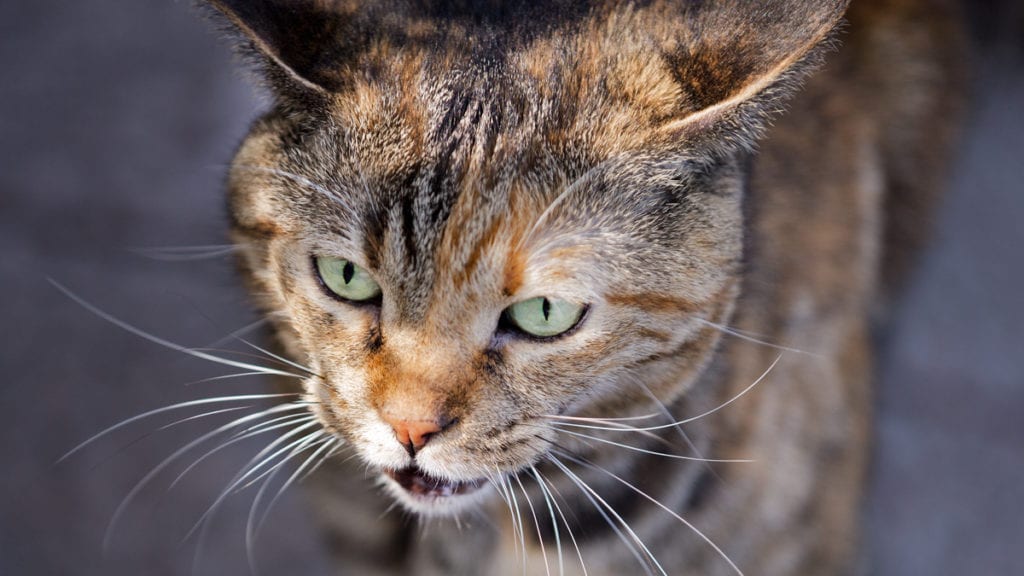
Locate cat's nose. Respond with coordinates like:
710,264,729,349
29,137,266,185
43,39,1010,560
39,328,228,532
383,414,454,457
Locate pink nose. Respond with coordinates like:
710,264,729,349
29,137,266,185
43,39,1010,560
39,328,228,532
382,415,452,456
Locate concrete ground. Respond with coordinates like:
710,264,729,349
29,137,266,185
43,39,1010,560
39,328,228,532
1,2,1020,575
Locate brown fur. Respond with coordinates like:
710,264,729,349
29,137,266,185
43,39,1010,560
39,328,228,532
205,0,965,574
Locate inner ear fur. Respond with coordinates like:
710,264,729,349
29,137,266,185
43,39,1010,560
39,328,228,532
656,0,851,155
204,0,369,96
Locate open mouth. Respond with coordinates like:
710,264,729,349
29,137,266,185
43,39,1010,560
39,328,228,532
384,466,486,499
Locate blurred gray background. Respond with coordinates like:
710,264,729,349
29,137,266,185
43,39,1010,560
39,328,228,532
1,1,1021,575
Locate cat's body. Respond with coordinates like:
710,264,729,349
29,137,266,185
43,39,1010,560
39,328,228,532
209,1,964,574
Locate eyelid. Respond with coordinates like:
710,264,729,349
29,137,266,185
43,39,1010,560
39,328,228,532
499,301,591,342
311,255,383,306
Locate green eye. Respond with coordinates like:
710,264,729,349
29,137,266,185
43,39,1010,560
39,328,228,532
315,256,381,302
505,297,586,338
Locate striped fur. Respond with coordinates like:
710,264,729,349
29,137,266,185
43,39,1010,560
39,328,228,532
209,0,964,574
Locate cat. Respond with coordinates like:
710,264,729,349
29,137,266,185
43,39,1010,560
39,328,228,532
203,0,964,574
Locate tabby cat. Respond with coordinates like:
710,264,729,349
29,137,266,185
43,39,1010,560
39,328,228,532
204,0,964,574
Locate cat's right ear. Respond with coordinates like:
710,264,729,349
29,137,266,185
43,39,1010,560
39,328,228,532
203,0,361,98
656,0,851,158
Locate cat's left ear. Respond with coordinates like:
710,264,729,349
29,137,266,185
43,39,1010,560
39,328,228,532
659,0,851,156
203,0,364,96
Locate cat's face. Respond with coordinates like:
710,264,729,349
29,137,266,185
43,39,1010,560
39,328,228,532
214,0,846,515
228,90,742,514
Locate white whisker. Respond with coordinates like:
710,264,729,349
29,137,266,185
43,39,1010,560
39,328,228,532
542,419,666,443
56,393,301,465
630,377,716,475
297,441,347,484
530,467,564,576
49,279,305,379
507,474,529,575
233,409,316,436
181,420,323,543
255,436,337,537
548,455,661,576
181,370,278,387
103,402,306,550
168,412,316,490
555,450,744,576
227,423,325,493
246,433,332,571
534,468,587,576
552,354,783,434
489,468,521,562
544,413,661,423
514,473,551,576
127,244,238,262
203,317,270,350
696,318,819,357
83,406,253,474
236,337,320,377
553,428,753,463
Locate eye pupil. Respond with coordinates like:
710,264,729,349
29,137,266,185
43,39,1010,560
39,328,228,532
342,261,355,284
541,297,551,321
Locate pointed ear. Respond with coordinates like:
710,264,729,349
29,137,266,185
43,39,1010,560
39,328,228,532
204,0,364,96
659,0,850,155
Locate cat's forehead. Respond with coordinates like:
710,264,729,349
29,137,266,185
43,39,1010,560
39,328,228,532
229,12,746,323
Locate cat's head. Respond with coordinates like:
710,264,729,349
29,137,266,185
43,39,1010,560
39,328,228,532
211,0,848,514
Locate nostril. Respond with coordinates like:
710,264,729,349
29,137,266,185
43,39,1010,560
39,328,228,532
384,416,454,456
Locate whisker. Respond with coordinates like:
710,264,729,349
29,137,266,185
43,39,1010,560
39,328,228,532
530,467,564,576
541,419,666,444
84,406,252,474
56,393,301,465
696,318,820,357
235,337,321,378
233,408,318,436
514,473,551,576
181,370,279,387
184,308,319,379
629,377,717,475
127,244,238,262
103,402,306,550
181,421,324,543
186,347,307,372
551,354,783,434
203,317,269,350
297,442,348,484
544,413,661,423
554,449,744,576
188,424,323,576
130,244,236,253
552,428,753,463
489,468,521,562
246,433,332,571
254,436,337,538
665,353,782,427
506,474,529,575
377,500,401,522
168,412,316,490
49,279,305,379
547,455,661,576
533,467,588,576
226,422,325,493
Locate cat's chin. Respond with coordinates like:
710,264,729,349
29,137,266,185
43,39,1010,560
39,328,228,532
381,465,490,516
